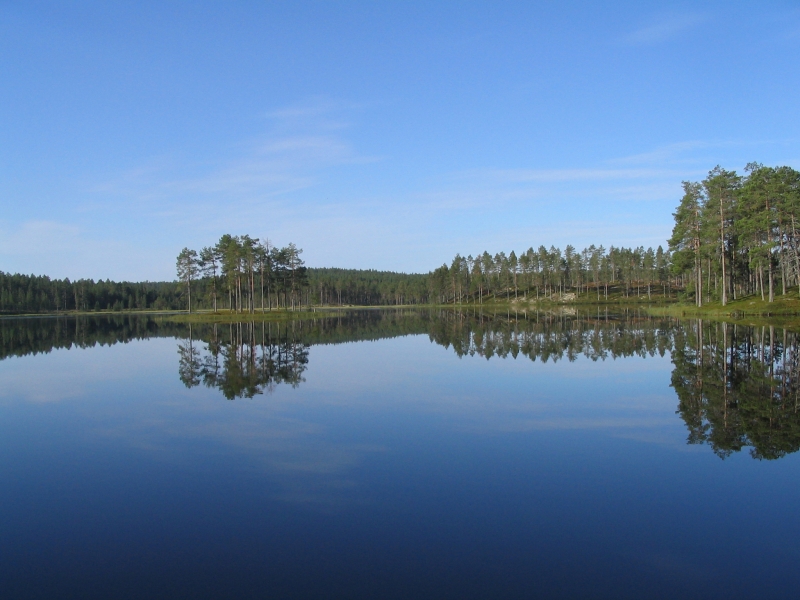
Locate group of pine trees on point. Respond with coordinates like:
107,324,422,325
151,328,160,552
176,237,431,311
669,164,800,306
177,235,308,313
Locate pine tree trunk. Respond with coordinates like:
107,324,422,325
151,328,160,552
696,260,702,307
792,216,800,296
768,261,774,303
720,198,727,306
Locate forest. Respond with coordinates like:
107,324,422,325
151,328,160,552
670,163,800,306
431,163,800,306
1,162,798,314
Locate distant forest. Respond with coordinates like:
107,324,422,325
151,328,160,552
2,162,798,314
0,267,429,314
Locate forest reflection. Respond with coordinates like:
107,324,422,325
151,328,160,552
2,310,799,459
178,322,309,400
440,312,800,460
671,320,800,460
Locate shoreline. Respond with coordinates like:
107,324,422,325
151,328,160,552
4,292,800,324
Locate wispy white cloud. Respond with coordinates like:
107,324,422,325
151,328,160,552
85,97,382,231
263,97,366,122
403,161,697,216
621,13,705,46
7,107,795,278
608,140,714,166
476,167,686,184
607,138,800,177
92,134,370,204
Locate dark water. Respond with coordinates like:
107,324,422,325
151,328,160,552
1,310,799,599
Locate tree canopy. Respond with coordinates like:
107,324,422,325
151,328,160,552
669,164,800,306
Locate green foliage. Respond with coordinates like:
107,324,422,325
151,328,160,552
179,235,431,309
0,272,184,314
429,244,673,304
669,163,800,307
307,268,430,305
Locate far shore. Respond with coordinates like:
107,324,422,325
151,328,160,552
4,289,800,329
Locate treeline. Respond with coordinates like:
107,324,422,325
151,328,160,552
0,266,430,314
309,268,429,306
429,245,673,304
3,162,799,313
175,236,432,312
430,163,800,306
0,271,185,314
669,163,800,306
0,245,680,313
0,314,179,361
671,319,800,460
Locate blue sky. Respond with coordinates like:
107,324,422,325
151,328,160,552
2,1,799,280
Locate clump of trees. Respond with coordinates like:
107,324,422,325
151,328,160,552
177,237,435,311
669,164,800,306
177,235,308,313
428,245,673,304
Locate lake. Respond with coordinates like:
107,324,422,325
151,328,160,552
1,310,799,599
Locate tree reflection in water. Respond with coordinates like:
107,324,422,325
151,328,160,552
671,320,800,460
431,311,800,460
178,322,309,399
3,310,800,459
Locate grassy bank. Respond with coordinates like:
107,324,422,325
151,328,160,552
0,308,340,322
165,309,340,324
432,287,800,329
7,287,800,324
641,290,800,330
646,291,800,316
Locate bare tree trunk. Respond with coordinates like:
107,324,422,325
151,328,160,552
769,259,774,303
792,216,800,296
720,197,727,306
779,229,787,295
696,258,702,307
250,263,255,313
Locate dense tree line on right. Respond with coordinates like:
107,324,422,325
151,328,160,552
669,163,800,306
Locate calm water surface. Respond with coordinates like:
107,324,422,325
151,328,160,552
1,310,799,599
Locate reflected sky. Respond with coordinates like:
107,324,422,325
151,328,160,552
1,312,799,599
